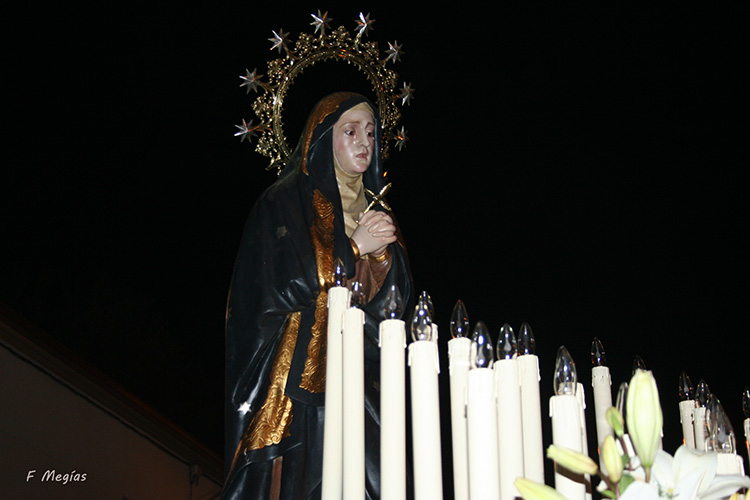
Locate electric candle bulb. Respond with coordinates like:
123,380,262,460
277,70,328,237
470,321,494,368
350,281,365,309
632,355,647,375
678,371,694,401
696,379,711,407
591,338,606,367
517,321,536,355
496,323,517,360
420,291,435,319
707,394,736,454
449,300,469,339
383,285,403,320
333,257,346,287
410,292,433,342
553,346,577,396
677,370,697,450
742,387,750,418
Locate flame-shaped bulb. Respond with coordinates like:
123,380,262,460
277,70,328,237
695,379,711,407
470,321,494,368
449,300,469,339
517,322,536,355
420,291,435,318
383,285,403,320
632,355,647,375
678,371,694,401
554,346,577,396
410,292,433,342
743,387,750,419
350,281,365,309
707,394,736,453
591,337,606,367
332,257,346,287
496,323,516,360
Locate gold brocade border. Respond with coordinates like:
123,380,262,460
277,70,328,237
299,189,335,392
241,312,301,451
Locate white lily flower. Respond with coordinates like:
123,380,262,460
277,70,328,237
619,446,750,500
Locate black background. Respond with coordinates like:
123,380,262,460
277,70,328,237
3,2,747,492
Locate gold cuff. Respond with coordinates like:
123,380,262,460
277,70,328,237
350,238,361,261
368,247,391,263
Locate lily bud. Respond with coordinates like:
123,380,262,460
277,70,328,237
546,444,598,476
600,434,623,483
514,477,568,500
606,406,625,438
626,369,663,471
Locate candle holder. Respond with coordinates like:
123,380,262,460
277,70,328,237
408,291,442,500
466,321,500,499
494,323,524,500
447,300,471,500
517,322,545,484
379,285,406,500
550,346,586,500
591,337,614,471
678,371,697,449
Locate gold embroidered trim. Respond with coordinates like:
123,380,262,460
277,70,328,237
241,312,301,451
299,189,335,392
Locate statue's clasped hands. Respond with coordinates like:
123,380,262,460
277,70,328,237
351,211,397,258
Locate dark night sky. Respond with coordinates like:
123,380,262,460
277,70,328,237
3,2,747,481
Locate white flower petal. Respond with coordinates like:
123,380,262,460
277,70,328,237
699,474,750,500
673,445,717,494
672,468,702,500
650,449,676,491
620,481,661,500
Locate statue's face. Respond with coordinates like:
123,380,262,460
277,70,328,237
332,107,375,175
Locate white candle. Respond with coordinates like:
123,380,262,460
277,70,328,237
408,340,443,500
409,292,443,500
495,324,524,500
679,400,696,449
550,346,586,500
321,284,349,499
467,367,501,500
467,321,500,500
342,304,365,500
693,406,708,451
591,338,613,471
550,393,586,500
693,379,711,451
447,300,471,500
677,371,696,450
576,382,593,500
517,322,544,484
448,336,471,500
380,317,406,500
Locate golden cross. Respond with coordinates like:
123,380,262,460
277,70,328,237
363,183,392,214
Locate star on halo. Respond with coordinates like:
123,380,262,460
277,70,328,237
269,29,289,53
385,41,404,63
310,10,332,36
395,126,409,151
234,119,258,143
239,68,264,94
355,12,375,38
399,82,415,106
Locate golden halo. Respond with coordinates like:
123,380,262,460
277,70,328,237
236,12,414,173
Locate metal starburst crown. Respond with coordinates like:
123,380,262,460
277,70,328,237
235,11,414,173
